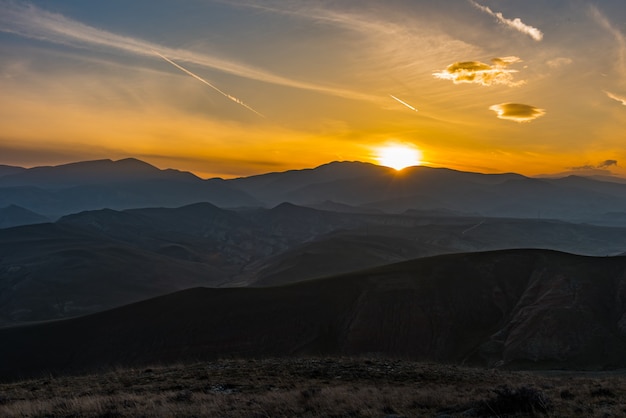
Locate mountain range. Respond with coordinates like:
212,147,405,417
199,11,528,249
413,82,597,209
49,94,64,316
3,201,626,325
3,158,626,222
3,157,626,377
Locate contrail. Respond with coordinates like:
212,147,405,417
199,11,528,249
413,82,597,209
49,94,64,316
153,50,265,118
462,219,485,235
390,95,418,112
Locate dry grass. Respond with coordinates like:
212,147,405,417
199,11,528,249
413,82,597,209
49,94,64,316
1,358,626,417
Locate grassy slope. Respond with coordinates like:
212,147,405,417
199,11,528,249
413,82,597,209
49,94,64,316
1,358,625,417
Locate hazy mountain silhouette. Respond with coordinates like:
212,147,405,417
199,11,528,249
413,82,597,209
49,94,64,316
0,159,259,218
0,164,26,177
227,162,626,222
0,204,49,229
3,158,626,223
0,158,197,188
229,161,391,205
2,249,626,379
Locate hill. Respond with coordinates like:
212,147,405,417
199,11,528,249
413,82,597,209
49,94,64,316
0,205,49,229
2,249,626,378
4,204,626,324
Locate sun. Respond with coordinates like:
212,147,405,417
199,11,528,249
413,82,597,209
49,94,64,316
376,144,423,170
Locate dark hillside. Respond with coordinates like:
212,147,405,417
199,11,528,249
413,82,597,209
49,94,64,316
2,249,626,378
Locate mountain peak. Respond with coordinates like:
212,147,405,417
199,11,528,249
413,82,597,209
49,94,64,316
0,158,198,188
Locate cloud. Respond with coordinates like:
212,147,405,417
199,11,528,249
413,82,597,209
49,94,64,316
433,57,524,86
590,6,626,82
570,164,595,171
468,0,543,41
605,91,626,106
598,159,618,168
546,57,573,69
570,160,617,172
489,103,546,122
0,1,375,103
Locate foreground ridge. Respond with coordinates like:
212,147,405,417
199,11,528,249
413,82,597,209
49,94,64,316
1,358,625,417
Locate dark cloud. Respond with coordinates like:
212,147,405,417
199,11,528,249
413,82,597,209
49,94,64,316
489,103,545,122
433,57,524,86
570,164,596,171
570,160,618,171
598,159,618,168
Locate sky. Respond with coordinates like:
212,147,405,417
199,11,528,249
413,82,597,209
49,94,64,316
1,0,626,179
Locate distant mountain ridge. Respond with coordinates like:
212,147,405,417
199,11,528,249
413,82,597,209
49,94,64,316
3,158,626,222
227,163,626,221
0,158,259,218
0,158,199,188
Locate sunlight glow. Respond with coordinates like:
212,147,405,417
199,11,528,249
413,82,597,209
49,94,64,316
376,145,423,170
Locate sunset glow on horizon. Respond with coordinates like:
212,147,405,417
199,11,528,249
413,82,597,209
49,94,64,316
1,1,626,179
376,145,423,171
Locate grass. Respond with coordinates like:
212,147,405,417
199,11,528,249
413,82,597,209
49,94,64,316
1,357,626,417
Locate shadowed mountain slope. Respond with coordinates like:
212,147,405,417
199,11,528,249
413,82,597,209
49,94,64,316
0,205,49,229
5,204,626,324
2,249,626,379
0,220,230,325
248,217,626,286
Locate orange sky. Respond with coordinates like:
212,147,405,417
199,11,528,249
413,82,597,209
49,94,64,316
1,1,626,179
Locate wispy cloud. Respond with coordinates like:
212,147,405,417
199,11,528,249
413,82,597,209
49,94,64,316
571,160,618,171
469,0,543,41
433,57,524,86
228,0,481,80
590,6,626,83
598,159,618,168
0,1,375,103
489,103,545,122
546,57,573,69
605,91,626,106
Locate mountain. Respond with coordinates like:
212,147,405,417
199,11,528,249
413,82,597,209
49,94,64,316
228,161,391,205
4,158,626,223
249,216,626,286
2,249,626,379
0,158,198,188
0,204,49,229
226,162,626,222
0,159,259,218
0,164,26,178
0,220,229,325
4,203,626,324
